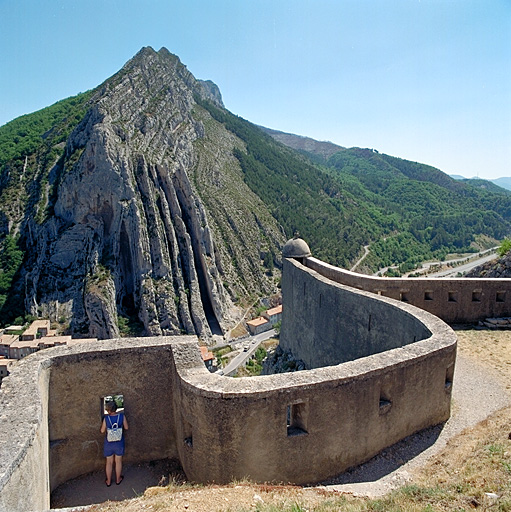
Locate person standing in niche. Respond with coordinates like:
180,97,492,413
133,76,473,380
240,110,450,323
101,400,129,486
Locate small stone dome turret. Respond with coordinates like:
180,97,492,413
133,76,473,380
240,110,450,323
282,236,311,259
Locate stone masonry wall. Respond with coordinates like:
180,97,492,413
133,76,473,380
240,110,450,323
280,258,433,368
48,340,181,490
306,257,511,323
0,260,456,511
0,337,191,512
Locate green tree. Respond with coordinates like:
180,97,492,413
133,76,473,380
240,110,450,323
497,237,511,257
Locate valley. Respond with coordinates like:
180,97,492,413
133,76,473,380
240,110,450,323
0,46,510,340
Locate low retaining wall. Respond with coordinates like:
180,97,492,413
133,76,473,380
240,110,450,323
306,257,511,323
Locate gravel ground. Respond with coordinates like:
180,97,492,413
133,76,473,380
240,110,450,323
321,330,511,497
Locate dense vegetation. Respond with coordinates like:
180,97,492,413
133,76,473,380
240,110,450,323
196,97,394,266
0,90,510,323
498,238,511,257
0,91,94,322
197,98,511,272
326,149,511,271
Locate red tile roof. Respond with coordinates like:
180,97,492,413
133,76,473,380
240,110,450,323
200,345,215,362
247,317,269,327
266,305,282,316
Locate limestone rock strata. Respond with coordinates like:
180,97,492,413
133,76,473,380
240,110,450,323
24,47,284,339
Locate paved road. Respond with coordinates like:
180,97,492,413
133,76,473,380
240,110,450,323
427,250,498,278
378,248,498,278
221,329,276,376
351,245,370,272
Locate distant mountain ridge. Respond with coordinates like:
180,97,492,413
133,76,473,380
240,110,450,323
260,127,344,161
450,174,511,192
261,129,511,194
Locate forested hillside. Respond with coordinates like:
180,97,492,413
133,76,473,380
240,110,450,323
0,91,95,316
324,149,510,272
0,47,510,330
202,102,511,273
197,98,394,266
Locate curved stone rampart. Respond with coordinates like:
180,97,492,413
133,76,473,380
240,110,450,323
306,257,511,323
0,282,455,510
280,258,434,368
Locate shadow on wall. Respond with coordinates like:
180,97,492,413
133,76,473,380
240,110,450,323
0,241,457,512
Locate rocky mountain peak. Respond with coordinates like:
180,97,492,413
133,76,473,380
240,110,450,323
21,47,282,340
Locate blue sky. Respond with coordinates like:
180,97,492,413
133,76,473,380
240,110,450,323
0,0,509,179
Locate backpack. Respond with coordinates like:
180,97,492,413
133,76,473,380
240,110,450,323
106,414,123,442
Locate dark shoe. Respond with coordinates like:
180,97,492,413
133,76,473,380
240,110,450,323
116,475,124,485
105,479,111,487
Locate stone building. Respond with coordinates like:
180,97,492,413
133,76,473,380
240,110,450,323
246,316,272,335
263,304,282,325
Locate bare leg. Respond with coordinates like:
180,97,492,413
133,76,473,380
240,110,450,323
115,455,123,484
105,455,114,485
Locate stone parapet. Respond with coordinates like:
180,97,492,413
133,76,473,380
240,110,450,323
0,255,458,511
306,257,511,323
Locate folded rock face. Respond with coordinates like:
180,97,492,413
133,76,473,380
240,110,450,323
24,47,284,339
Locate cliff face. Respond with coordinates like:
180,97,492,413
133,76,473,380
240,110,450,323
23,47,284,339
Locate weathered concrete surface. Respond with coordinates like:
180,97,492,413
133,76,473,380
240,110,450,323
0,256,457,511
280,258,432,368
0,351,51,512
306,257,511,324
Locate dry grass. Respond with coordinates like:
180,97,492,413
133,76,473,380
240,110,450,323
89,329,511,512
261,337,280,351
230,323,248,338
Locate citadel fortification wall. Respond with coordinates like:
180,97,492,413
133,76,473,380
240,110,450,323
305,257,511,323
0,337,188,512
280,258,433,368
0,249,456,512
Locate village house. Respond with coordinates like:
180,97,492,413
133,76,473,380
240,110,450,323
20,320,50,341
263,304,282,325
38,335,72,350
246,316,272,336
199,345,215,371
0,357,16,385
3,325,23,335
9,338,40,359
0,334,19,358
1,321,98,361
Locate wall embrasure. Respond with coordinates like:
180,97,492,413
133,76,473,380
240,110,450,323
305,257,511,323
0,255,457,511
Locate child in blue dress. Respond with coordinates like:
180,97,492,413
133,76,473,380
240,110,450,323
100,400,129,486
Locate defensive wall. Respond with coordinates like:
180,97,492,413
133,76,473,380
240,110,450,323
305,257,511,324
0,242,457,512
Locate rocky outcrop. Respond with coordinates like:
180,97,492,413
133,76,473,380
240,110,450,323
262,345,306,374
466,251,511,278
261,127,344,160
23,47,285,339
